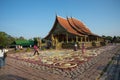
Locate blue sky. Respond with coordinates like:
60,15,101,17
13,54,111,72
0,0,120,39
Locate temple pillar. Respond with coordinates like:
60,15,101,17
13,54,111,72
85,35,87,42
81,37,83,42
51,34,55,46
97,37,99,42
88,37,90,42
76,36,78,42
72,38,74,43
100,38,102,42
55,38,58,49
66,33,68,43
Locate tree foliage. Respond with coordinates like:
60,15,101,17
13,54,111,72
33,37,38,45
102,35,120,43
0,32,15,47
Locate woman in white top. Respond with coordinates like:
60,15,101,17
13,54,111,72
0,46,8,68
0,46,4,68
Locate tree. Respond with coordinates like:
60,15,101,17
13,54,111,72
102,35,106,38
112,36,117,43
0,32,7,47
106,36,113,42
33,37,38,45
19,36,26,40
0,32,15,47
102,35,113,43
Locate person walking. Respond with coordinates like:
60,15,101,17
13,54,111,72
0,46,7,69
33,45,39,56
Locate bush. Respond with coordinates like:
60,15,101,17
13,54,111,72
100,42,106,46
62,42,74,49
26,48,31,52
92,42,96,47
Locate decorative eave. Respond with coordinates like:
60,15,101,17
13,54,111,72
44,16,58,39
67,17,87,35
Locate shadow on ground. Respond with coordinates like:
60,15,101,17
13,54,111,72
0,74,29,80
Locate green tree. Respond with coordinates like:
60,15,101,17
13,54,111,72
33,37,38,45
102,35,106,38
0,32,7,47
106,36,113,41
19,36,25,40
102,35,113,43
0,32,15,47
112,36,117,43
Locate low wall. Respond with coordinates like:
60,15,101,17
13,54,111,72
62,42,101,49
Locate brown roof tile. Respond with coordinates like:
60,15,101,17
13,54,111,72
57,16,83,36
71,18,92,34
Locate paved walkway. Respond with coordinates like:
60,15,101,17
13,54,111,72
0,57,71,80
0,45,120,80
99,50,120,80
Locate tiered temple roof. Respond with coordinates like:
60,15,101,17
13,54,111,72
45,16,99,39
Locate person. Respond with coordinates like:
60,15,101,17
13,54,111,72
74,43,78,51
82,43,85,54
0,46,8,69
33,45,39,56
15,45,18,51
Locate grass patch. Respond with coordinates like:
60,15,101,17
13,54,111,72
26,48,31,52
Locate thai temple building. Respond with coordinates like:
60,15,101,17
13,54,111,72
45,16,104,49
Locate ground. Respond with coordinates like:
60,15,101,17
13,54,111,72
0,44,120,80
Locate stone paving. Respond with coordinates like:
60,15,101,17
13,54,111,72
0,45,120,80
99,48,120,80
0,58,70,80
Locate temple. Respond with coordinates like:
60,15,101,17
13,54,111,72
45,16,104,49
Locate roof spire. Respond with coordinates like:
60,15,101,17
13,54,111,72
71,16,73,19
66,16,69,19
55,12,58,17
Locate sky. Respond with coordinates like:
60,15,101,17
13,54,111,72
0,0,120,39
